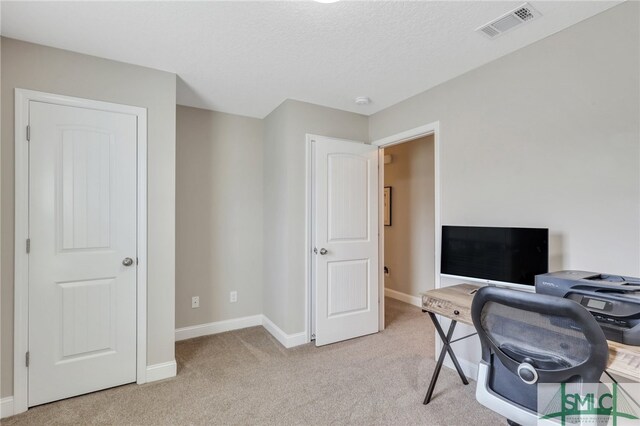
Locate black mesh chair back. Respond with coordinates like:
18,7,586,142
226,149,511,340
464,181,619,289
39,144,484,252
471,286,609,414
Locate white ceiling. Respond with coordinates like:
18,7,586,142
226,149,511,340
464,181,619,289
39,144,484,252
1,1,621,118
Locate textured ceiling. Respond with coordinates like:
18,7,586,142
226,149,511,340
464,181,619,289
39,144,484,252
1,1,621,118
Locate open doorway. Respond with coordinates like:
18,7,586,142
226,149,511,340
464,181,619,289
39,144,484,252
306,123,441,345
380,135,437,328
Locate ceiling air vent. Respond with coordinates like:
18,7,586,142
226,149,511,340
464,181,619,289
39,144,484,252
476,3,541,39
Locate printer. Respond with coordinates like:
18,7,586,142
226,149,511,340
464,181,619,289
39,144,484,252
535,270,640,346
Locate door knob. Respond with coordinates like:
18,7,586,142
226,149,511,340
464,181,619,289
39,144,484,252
122,257,134,267
319,248,328,255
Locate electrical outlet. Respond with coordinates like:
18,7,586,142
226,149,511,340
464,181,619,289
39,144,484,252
230,291,237,303
191,296,200,308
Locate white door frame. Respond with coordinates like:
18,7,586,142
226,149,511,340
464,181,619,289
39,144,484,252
305,123,441,339
371,121,442,332
305,135,315,342
13,89,148,414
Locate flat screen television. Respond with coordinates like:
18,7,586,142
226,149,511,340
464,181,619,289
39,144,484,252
441,226,548,287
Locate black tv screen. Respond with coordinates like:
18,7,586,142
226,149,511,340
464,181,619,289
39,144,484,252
441,226,548,286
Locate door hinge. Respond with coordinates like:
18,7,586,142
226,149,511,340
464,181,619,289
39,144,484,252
26,238,31,254
26,125,31,142
26,351,30,367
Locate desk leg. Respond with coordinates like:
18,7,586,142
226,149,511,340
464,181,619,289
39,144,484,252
423,313,469,405
431,313,470,386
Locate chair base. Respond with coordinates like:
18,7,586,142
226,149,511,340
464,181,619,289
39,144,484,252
476,362,558,426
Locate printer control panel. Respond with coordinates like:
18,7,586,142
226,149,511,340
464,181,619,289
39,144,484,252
562,292,640,344
579,296,613,312
573,294,633,328
591,313,632,329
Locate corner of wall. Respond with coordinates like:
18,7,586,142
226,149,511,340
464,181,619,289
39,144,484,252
261,315,308,349
0,397,15,419
145,360,178,383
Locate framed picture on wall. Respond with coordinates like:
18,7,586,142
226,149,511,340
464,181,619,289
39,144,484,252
384,186,392,226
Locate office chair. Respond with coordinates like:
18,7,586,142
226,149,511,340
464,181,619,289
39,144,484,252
471,286,609,426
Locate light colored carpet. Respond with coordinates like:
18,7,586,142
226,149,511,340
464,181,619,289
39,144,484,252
3,298,504,425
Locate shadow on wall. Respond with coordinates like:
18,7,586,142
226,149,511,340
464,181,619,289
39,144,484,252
176,106,217,325
549,232,564,272
176,76,209,108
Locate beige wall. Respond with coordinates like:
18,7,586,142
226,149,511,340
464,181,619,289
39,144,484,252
1,38,177,398
383,136,435,297
263,99,368,334
176,105,263,328
371,2,640,278
371,2,639,376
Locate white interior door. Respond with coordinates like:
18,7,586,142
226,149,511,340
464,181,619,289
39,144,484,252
28,101,138,406
313,136,379,346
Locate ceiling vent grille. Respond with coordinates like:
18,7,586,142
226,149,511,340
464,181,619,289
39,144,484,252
476,3,541,39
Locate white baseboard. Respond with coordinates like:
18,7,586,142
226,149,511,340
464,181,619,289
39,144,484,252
384,287,422,307
175,314,263,341
0,363,177,418
174,314,307,349
261,315,308,349
0,362,177,416
1,396,14,419
146,360,177,383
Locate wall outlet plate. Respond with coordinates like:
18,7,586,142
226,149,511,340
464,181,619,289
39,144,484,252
230,291,237,303
192,296,200,308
